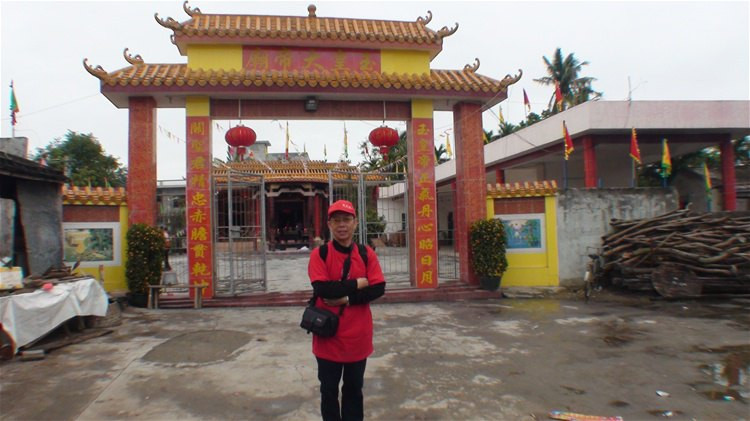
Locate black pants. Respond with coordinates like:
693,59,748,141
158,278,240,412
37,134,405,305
163,249,171,270
316,357,367,421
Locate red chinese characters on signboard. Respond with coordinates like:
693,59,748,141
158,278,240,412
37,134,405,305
186,117,213,298
242,46,381,73
411,118,438,288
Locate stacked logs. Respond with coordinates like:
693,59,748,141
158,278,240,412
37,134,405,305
595,209,750,297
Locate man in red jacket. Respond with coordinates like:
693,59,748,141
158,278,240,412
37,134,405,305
308,200,386,421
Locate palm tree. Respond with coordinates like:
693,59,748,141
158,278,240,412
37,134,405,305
534,48,601,113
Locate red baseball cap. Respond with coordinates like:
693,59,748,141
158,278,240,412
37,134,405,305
328,200,356,218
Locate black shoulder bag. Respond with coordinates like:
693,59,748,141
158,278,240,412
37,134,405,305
300,245,354,337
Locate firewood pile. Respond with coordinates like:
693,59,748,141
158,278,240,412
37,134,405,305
593,209,750,298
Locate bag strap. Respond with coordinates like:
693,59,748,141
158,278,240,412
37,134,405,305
309,243,354,316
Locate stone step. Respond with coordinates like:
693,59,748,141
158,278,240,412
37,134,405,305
155,282,501,309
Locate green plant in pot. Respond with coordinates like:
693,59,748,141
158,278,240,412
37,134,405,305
125,223,165,307
469,218,508,291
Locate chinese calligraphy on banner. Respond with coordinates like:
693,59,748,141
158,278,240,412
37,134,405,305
243,46,381,73
411,118,438,288
186,116,213,298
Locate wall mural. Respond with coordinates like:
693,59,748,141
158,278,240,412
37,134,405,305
495,213,545,252
63,222,121,266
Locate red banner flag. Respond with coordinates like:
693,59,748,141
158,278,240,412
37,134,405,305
555,81,563,111
523,89,531,114
629,128,641,164
563,120,574,160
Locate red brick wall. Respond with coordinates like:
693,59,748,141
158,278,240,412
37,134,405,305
494,198,545,215
453,102,486,285
128,97,157,226
63,205,119,222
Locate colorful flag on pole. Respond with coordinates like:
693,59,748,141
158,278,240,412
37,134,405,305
483,131,489,144
703,161,712,191
555,81,563,112
660,138,672,178
563,120,574,160
323,144,327,161
9,81,19,126
498,105,505,124
445,132,452,158
285,121,290,160
523,89,531,114
629,128,641,164
343,123,349,159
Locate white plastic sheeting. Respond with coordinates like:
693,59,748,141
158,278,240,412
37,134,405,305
0,277,109,353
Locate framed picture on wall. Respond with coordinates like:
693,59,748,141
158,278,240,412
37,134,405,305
494,213,545,253
63,222,121,266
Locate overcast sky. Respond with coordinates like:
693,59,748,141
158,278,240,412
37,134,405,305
1,0,748,180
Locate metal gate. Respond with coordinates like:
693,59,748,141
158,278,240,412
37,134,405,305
329,170,411,288
436,187,459,281
213,168,267,296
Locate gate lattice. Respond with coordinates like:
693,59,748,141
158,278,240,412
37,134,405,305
329,170,411,288
213,168,267,296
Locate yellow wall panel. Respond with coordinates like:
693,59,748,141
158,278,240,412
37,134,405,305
411,99,433,119
77,205,128,293
187,45,243,71
381,50,430,74
186,97,210,117
491,195,560,287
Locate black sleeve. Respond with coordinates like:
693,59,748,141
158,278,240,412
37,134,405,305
348,283,385,305
312,279,358,299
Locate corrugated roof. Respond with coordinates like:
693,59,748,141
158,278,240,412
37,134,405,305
0,152,68,184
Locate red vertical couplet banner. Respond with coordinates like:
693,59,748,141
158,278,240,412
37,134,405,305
410,118,439,288
186,116,213,298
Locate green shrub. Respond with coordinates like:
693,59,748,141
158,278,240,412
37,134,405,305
469,218,508,277
365,208,386,244
125,223,165,294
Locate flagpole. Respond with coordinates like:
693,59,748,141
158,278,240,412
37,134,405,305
631,160,635,188
563,154,568,189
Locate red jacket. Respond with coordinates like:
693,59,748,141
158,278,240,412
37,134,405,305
308,242,385,362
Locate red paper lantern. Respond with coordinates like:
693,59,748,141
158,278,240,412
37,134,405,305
368,126,399,156
225,125,257,159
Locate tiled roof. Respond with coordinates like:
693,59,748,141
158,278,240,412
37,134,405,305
62,185,127,205
87,62,520,95
156,3,454,55
486,180,558,198
213,160,386,183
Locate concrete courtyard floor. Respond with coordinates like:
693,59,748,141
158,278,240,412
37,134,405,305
1,291,749,420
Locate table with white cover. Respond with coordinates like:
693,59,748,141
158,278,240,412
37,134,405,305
0,277,109,354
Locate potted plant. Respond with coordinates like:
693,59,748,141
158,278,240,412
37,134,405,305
125,223,165,307
469,218,508,291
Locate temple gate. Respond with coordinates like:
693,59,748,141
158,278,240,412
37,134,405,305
85,2,520,298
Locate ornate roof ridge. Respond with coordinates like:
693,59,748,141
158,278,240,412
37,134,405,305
154,4,456,52
90,62,521,93
486,180,558,198
62,185,127,205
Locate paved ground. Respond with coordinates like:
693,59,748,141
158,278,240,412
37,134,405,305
1,291,748,420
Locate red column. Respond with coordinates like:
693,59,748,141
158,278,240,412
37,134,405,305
127,97,157,226
720,137,737,211
407,114,439,288
495,168,505,185
314,193,321,238
583,135,597,188
453,102,485,285
185,115,213,297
